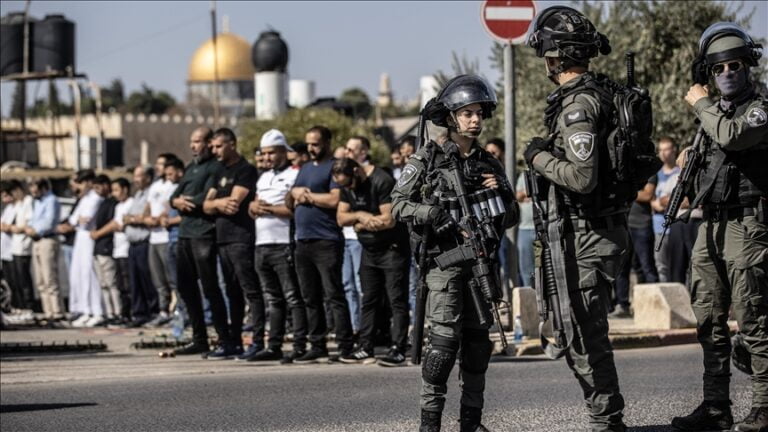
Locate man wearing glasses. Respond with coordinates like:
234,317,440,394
671,22,768,432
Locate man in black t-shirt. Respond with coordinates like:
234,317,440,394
203,128,265,360
89,175,122,325
332,158,411,367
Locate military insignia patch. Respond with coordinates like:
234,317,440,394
564,109,588,126
746,107,767,128
397,164,418,188
568,132,595,161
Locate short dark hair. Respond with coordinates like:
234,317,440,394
197,126,214,142
349,135,370,150
399,135,416,148
331,157,360,177
75,169,96,183
157,153,178,163
32,178,51,191
291,142,308,155
486,137,505,152
213,127,237,145
112,177,131,191
6,179,24,192
307,125,332,144
165,158,185,171
94,174,111,185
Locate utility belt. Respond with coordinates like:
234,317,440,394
703,199,766,223
564,213,627,233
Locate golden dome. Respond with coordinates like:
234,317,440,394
188,32,255,82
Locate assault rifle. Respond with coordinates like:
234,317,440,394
524,158,573,359
432,142,509,350
655,126,705,251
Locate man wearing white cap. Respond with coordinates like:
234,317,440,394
248,129,308,362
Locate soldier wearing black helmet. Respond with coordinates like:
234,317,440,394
524,6,629,432
391,74,518,432
671,22,768,432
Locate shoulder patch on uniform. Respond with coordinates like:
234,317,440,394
568,132,595,161
747,107,767,127
410,153,425,162
563,109,588,126
396,164,418,188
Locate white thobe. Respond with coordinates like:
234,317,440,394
67,190,104,316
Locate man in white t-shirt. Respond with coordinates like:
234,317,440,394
109,178,134,322
0,181,35,314
142,153,179,326
248,129,308,362
0,185,17,305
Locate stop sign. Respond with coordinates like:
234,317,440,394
481,0,537,44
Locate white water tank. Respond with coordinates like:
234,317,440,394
420,75,439,109
255,71,287,120
289,79,315,108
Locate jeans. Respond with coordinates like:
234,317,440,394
255,244,308,351
497,234,510,289
295,239,353,351
148,242,174,314
128,241,158,320
654,231,671,282
177,238,228,345
357,247,410,352
668,217,702,286
218,242,263,347
408,258,419,324
342,239,363,332
517,228,535,288
614,226,658,308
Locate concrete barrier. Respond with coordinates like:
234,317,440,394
632,283,697,330
512,287,552,338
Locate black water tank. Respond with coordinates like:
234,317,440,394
251,30,288,73
32,14,75,74
0,12,35,76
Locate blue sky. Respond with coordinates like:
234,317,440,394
1,1,766,117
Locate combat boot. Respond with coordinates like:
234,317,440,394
420,409,441,432
671,400,733,431
459,404,491,432
732,406,768,432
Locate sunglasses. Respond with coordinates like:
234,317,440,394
711,60,743,76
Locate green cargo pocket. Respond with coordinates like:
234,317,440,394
425,274,461,327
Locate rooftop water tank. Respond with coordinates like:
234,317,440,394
251,30,288,73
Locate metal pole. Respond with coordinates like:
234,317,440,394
68,80,82,171
210,1,221,128
89,82,104,170
21,0,31,164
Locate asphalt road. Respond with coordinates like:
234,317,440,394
0,344,752,432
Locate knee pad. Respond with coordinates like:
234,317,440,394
461,328,492,375
422,334,459,386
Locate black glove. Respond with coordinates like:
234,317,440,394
524,137,550,165
430,208,455,235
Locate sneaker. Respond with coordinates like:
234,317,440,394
173,342,210,356
293,347,329,364
84,315,105,327
235,344,264,361
206,344,244,360
339,347,376,365
71,314,91,327
671,400,733,431
608,304,632,318
281,349,306,364
126,317,150,328
247,347,284,362
143,312,171,328
379,346,406,367
733,406,768,432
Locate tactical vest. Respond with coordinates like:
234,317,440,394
544,73,634,217
696,94,768,207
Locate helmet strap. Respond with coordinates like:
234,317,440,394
449,112,482,139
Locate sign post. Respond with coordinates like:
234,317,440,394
481,0,537,305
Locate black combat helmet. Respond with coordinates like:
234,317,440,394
422,74,497,127
691,22,763,84
525,6,611,64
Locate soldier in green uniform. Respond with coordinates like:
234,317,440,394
671,22,768,432
391,75,518,432
524,6,629,432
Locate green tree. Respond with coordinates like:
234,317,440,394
125,83,176,114
434,51,482,89
10,82,25,119
485,0,763,163
339,87,373,119
102,79,125,111
239,107,391,166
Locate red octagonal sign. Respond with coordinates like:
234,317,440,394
481,0,537,44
